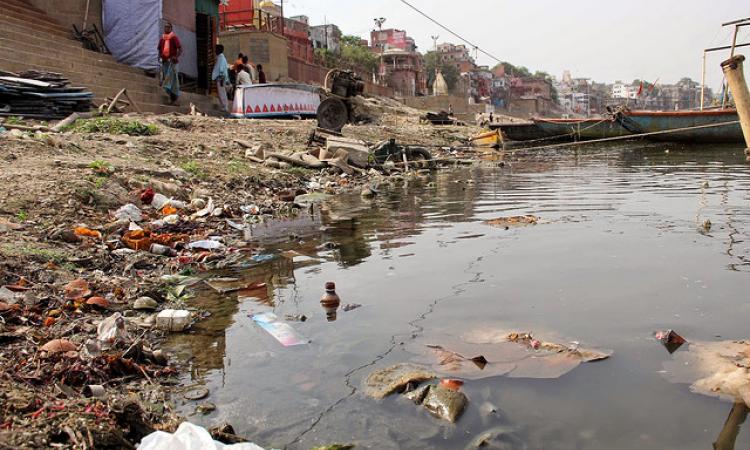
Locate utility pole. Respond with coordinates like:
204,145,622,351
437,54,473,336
431,34,439,95
280,0,284,36
374,18,386,84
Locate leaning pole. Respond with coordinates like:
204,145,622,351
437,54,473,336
721,55,750,152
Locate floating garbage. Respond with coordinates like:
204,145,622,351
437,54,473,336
137,422,267,450
655,329,687,354
320,281,341,321
364,364,436,399
661,339,750,407
422,384,467,423
252,312,307,347
406,328,611,380
483,215,539,228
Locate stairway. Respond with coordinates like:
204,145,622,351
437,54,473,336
0,0,215,114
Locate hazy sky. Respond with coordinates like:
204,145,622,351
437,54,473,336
283,0,749,91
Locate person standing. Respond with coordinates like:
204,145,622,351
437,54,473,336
242,55,257,83
256,64,267,84
158,22,182,104
236,64,252,86
212,44,229,112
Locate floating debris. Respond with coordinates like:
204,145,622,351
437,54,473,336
364,364,436,399
483,215,539,228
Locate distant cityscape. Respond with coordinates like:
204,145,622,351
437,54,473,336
221,1,718,117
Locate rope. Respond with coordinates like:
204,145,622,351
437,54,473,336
507,120,741,154
511,117,613,145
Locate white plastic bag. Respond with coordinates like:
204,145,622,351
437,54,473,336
138,422,267,450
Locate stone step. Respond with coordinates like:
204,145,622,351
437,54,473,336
0,7,73,38
0,28,146,76
0,47,160,94
1,0,74,27
0,57,166,109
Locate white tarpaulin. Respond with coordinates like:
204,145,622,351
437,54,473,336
103,0,162,71
231,84,321,118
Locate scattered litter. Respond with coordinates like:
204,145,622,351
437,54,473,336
74,226,102,238
114,203,143,222
40,339,77,354
97,312,129,343
183,387,210,401
133,296,158,311
156,309,191,331
188,240,225,251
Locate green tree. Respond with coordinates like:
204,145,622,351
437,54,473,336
424,51,460,93
533,70,558,103
493,62,531,78
340,35,378,73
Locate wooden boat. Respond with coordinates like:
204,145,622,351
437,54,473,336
469,129,502,148
532,118,632,140
491,122,548,142
616,109,743,143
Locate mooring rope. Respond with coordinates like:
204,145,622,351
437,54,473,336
507,120,741,153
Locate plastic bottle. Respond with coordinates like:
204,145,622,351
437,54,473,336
320,282,341,322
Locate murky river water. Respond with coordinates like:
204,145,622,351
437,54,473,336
167,142,750,449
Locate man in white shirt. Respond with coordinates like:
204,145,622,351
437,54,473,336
236,65,252,86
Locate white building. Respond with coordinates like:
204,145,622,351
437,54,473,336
612,82,638,99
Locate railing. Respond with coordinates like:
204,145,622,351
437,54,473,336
220,9,282,34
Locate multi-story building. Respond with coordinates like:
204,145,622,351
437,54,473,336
370,29,417,52
284,15,314,63
370,28,424,96
436,43,475,73
379,48,426,97
310,24,342,54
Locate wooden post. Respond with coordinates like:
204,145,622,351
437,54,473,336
701,51,707,110
721,55,750,150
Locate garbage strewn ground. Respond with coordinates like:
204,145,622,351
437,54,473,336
0,103,489,448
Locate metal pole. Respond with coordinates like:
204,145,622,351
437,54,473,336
280,0,284,36
701,50,706,110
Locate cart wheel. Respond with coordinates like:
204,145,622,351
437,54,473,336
316,98,349,132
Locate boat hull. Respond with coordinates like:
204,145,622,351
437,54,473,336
470,129,502,148
533,118,631,140
617,110,743,143
492,123,548,141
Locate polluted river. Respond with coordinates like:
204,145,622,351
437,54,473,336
165,142,750,450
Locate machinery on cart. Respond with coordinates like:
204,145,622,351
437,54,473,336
316,69,366,132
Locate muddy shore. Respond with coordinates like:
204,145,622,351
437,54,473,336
0,103,492,448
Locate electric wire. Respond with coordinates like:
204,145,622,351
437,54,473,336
398,0,503,64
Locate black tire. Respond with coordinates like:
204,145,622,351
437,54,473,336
317,98,349,132
407,147,435,169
